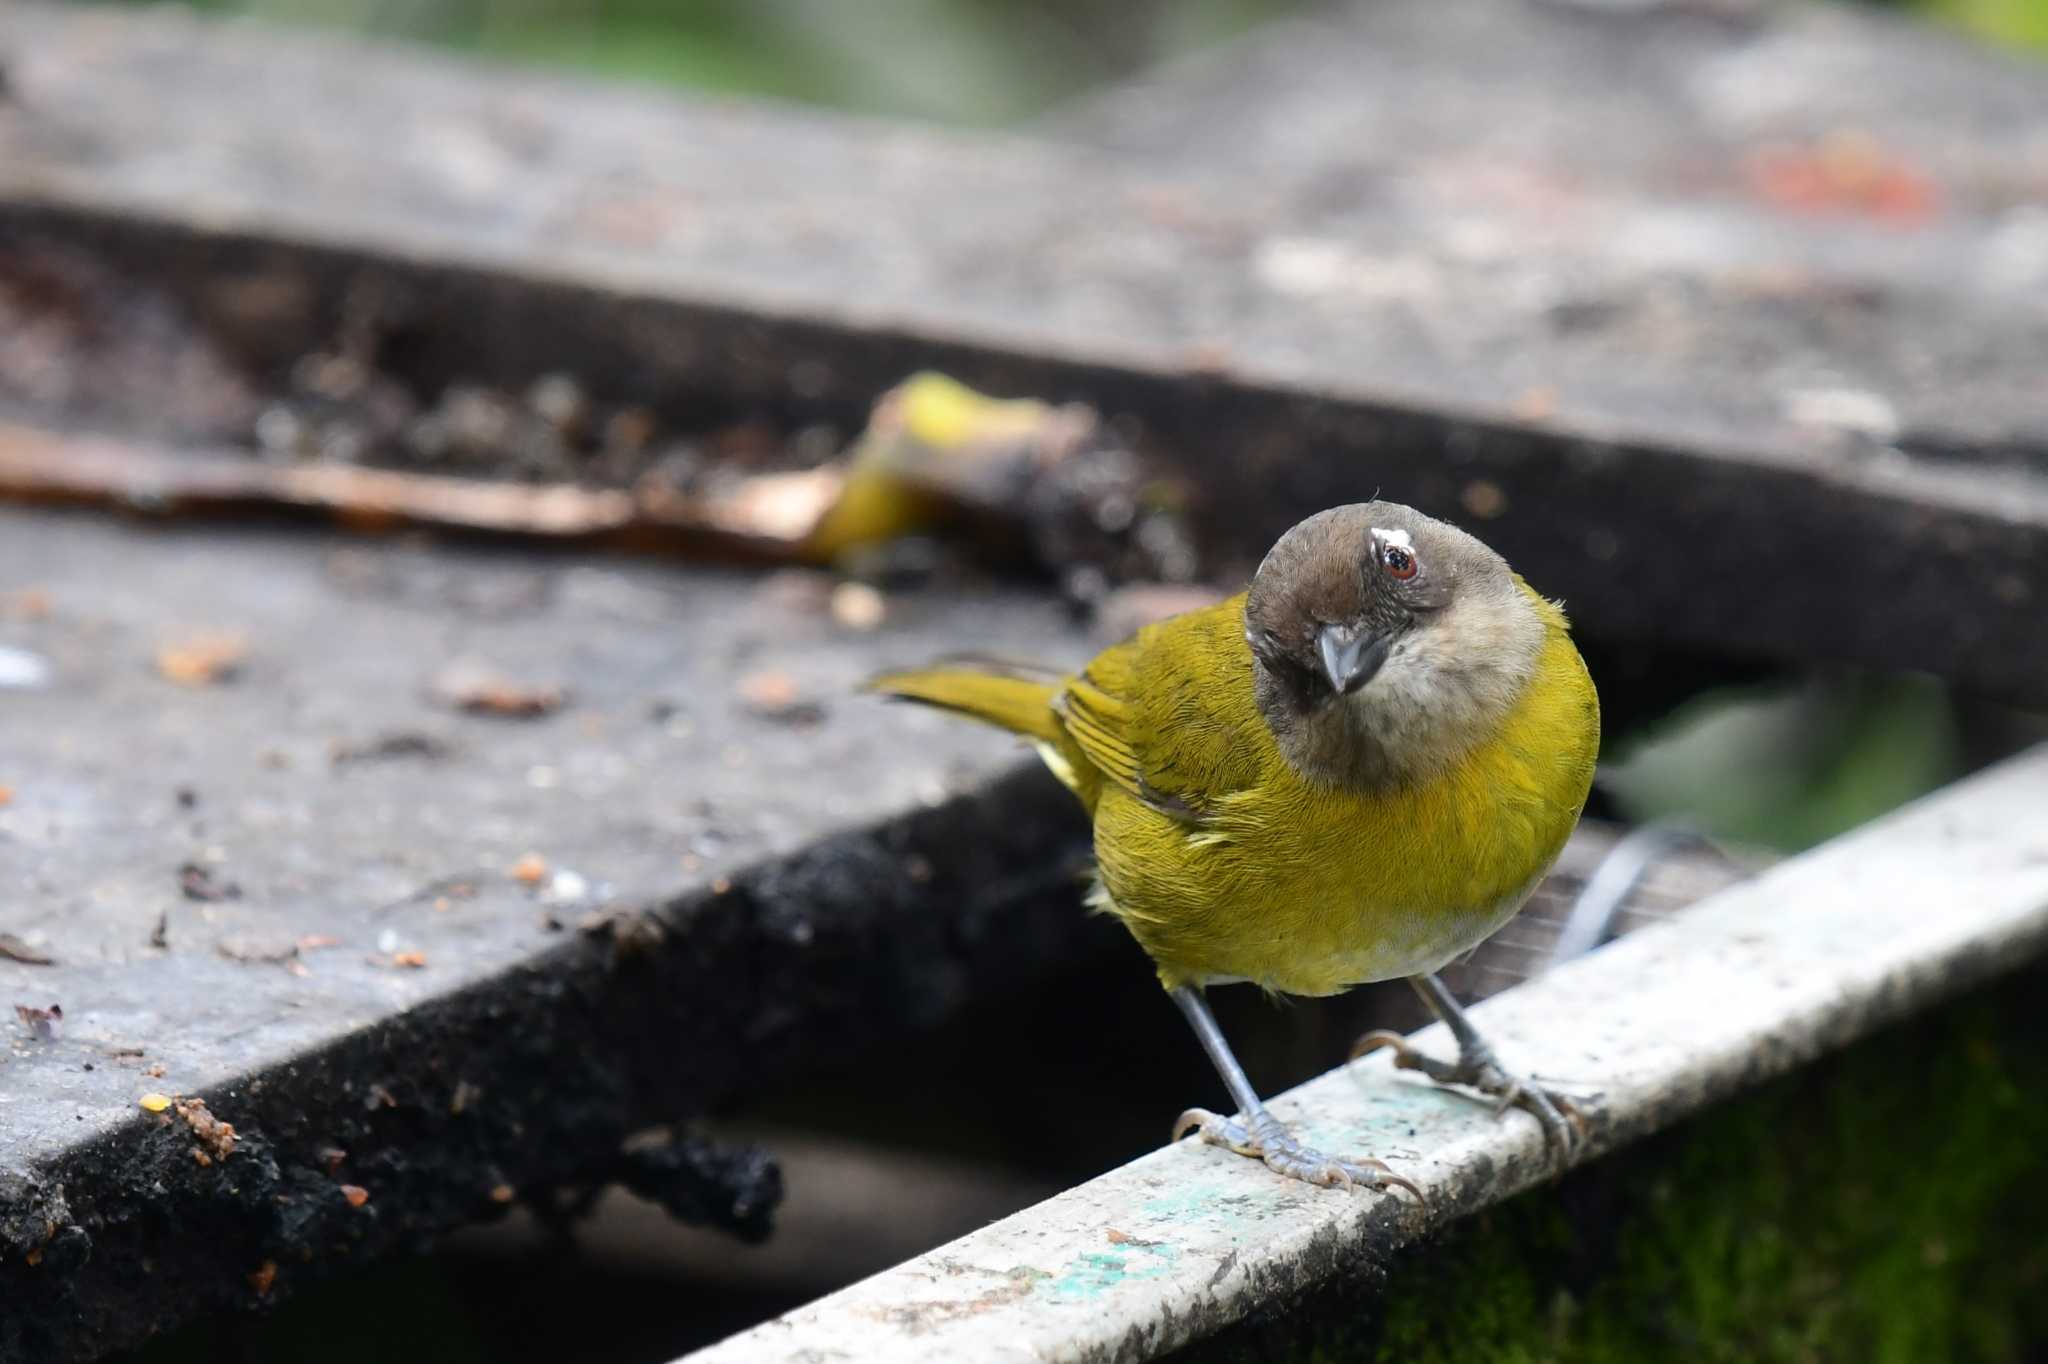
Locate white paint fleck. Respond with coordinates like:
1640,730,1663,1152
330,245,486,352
0,646,52,690
541,869,591,906
1253,237,1439,304
1784,387,1900,441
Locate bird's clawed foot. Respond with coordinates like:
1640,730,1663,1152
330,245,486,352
1172,1106,1423,1199
1351,1030,1587,1161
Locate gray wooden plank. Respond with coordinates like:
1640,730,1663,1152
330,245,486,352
685,742,2048,1363
1,2,2044,699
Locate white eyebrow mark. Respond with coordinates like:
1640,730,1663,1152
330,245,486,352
1372,527,1414,552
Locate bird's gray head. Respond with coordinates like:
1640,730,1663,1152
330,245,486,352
1243,501,1547,790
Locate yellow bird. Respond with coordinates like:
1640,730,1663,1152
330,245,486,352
870,502,1600,1192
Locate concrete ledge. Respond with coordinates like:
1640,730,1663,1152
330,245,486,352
685,744,2048,1363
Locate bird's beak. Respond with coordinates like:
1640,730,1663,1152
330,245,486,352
1317,624,1390,696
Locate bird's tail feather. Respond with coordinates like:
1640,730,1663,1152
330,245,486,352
865,660,1062,744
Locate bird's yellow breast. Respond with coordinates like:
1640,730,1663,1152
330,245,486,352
1089,598,1598,995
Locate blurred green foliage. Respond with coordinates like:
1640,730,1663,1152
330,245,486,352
85,0,1299,124
83,0,2048,126
1600,675,1964,852
1904,0,2048,51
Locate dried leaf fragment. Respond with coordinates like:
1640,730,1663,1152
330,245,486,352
155,633,248,686
428,658,565,719
178,862,241,903
0,588,51,621
340,1184,370,1209
390,950,427,969
737,669,824,724
510,853,549,886
216,935,299,967
14,1002,60,1039
0,933,54,966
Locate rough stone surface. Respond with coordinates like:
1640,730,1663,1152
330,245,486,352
0,506,1107,1361
0,1,2045,699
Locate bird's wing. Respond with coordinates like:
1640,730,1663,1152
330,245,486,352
1054,594,1266,824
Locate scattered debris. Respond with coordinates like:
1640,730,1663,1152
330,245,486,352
1105,1228,1164,1247
0,420,836,556
0,783,14,808
339,1184,370,1209
318,1146,347,1174
2,366,1203,592
174,786,199,810
216,936,300,968
428,658,566,718
14,1002,60,1040
510,853,550,887
1784,387,1901,442
1743,130,1939,226
0,933,54,966
330,731,456,766
737,669,824,724
143,1061,166,1079
154,633,248,686
375,875,478,916
799,371,1094,562
829,580,886,631
0,587,51,621
247,1260,277,1297
389,951,427,969
489,1183,516,1204
1510,385,1558,423
148,910,169,950
0,645,52,691
138,1092,172,1113
175,1097,237,1163
576,906,667,958
297,934,340,951
539,868,591,907
177,862,241,903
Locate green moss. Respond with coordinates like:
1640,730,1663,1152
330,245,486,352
1184,971,2048,1363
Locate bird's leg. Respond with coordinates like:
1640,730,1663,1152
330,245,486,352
1169,987,1421,1197
1353,974,1584,1160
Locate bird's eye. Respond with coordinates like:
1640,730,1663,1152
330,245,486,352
1383,545,1418,580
